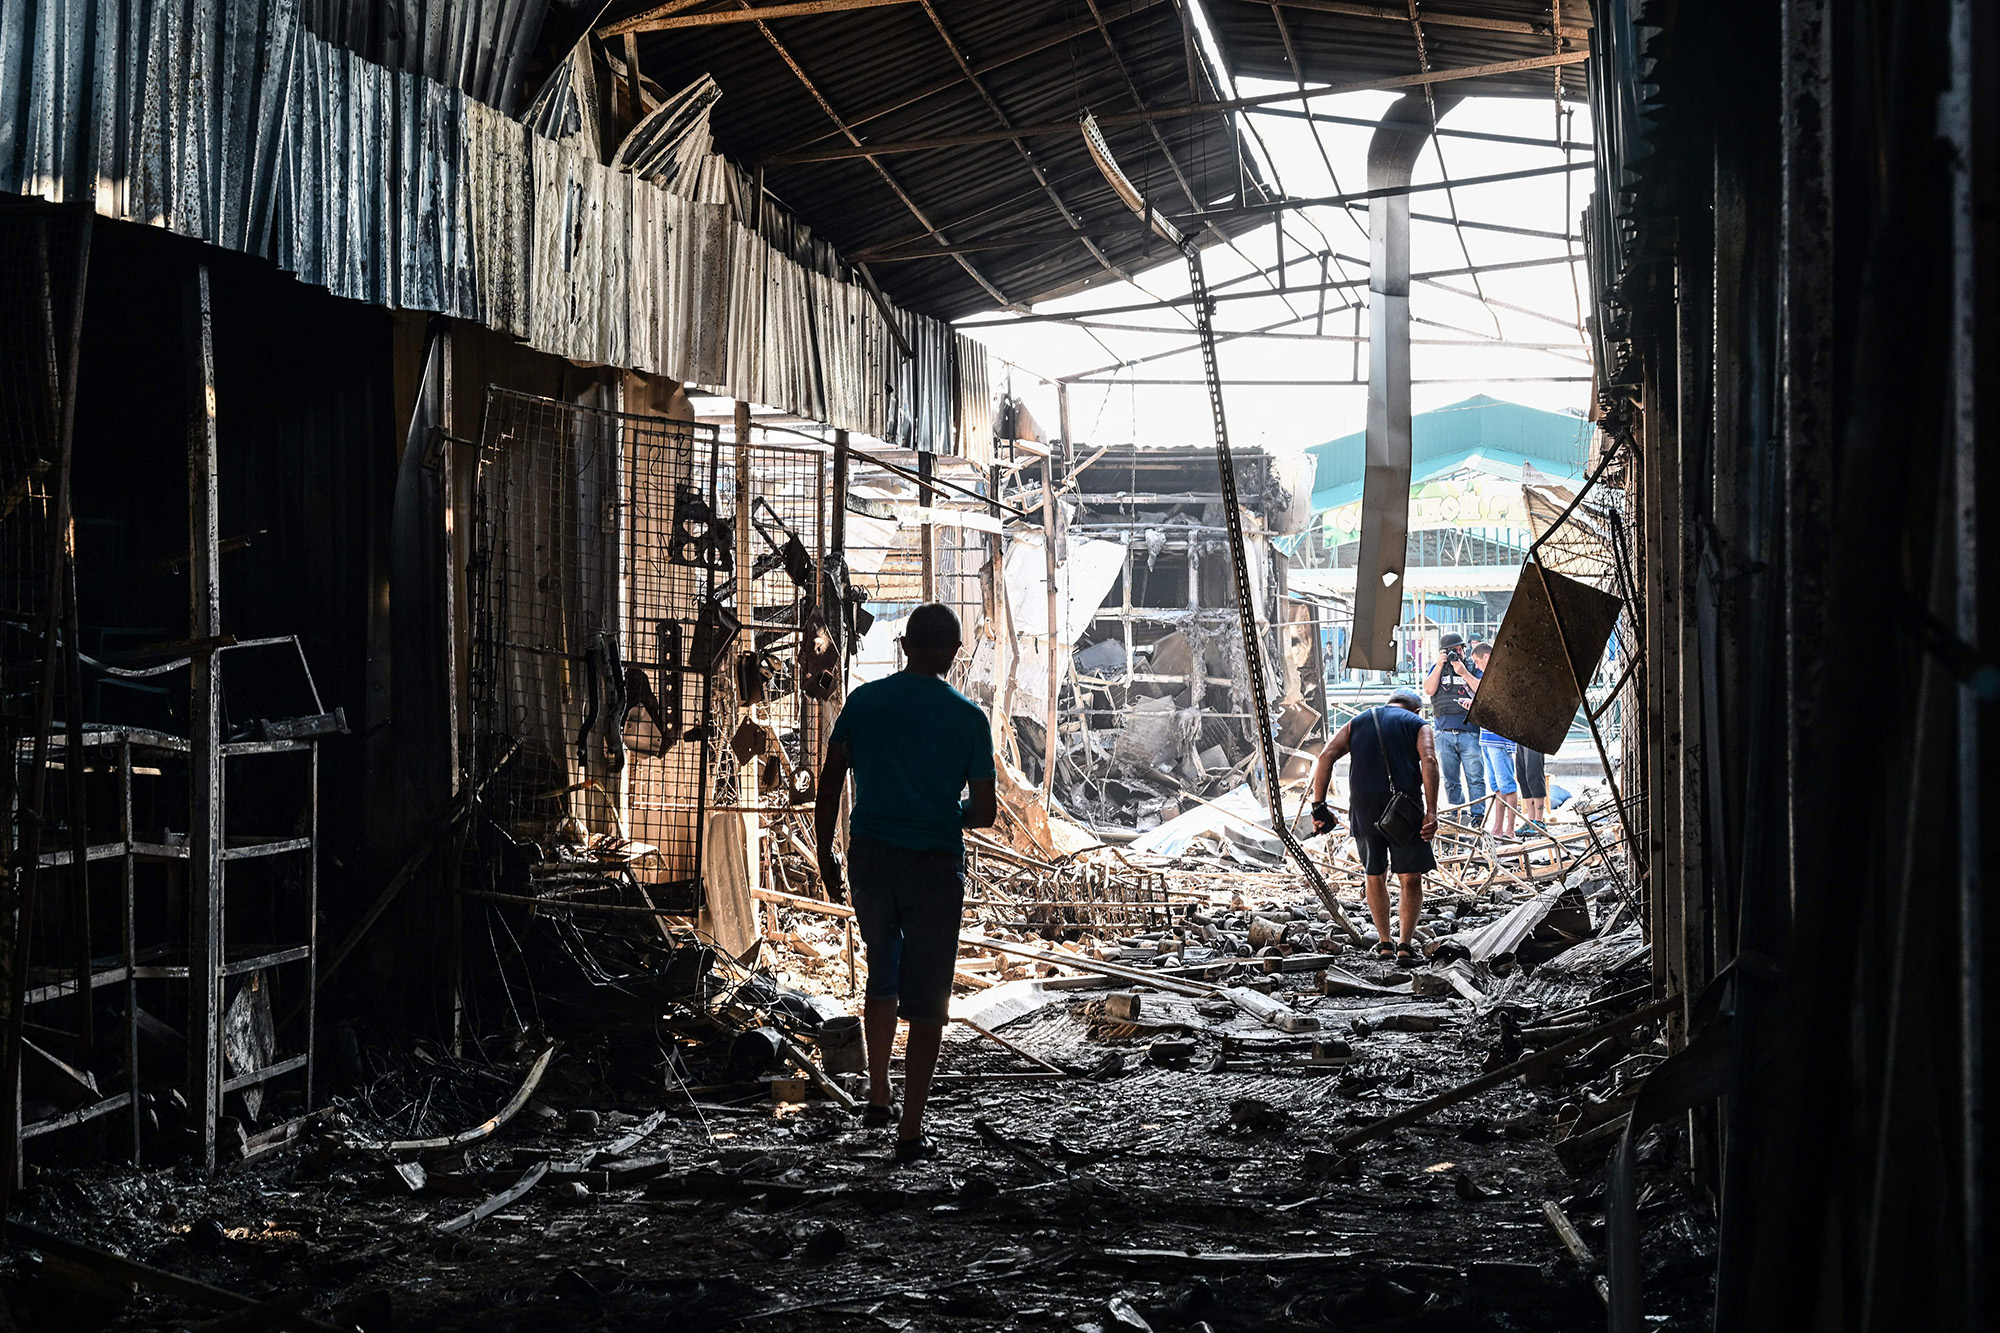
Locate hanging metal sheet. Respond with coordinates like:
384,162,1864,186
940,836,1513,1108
1464,562,1624,754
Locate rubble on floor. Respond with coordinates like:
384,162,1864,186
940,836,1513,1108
2,804,1711,1331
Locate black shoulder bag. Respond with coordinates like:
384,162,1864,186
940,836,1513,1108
1369,709,1425,846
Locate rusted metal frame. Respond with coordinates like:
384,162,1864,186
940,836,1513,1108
1041,455,1060,795
48,236,92,1060
304,742,319,1119
759,52,1591,162
1527,433,1625,560
1252,0,1372,309
915,0,1134,285
1418,274,1591,332
1263,0,1590,39
743,6,1017,309
3,209,91,1202
1055,319,1582,347
844,149,1587,264
185,261,225,1175
850,263,916,362
604,0,918,36
1057,300,1362,383
1591,651,1641,723
763,0,1173,161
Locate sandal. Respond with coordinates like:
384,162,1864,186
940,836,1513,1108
1371,938,1397,961
1395,940,1422,968
894,1133,936,1164
862,1100,899,1128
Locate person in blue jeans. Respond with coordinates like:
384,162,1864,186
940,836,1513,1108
1423,632,1486,826
815,603,996,1163
1469,642,1519,837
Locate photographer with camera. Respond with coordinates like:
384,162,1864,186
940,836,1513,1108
1423,631,1486,826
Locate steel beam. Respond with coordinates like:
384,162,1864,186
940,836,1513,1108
955,251,1583,323
1257,0,1591,39
604,0,918,36
184,261,223,1174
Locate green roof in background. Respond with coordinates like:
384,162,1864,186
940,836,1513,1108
1305,394,1592,512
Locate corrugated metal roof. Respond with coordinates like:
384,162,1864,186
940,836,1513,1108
612,0,1589,321
0,0,984,454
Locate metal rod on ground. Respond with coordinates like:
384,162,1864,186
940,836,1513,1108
1326,994,1679,1152
4,1221,344,1333
958,1017,1066,1074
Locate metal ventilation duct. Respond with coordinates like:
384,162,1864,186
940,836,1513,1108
1346,90,1460,671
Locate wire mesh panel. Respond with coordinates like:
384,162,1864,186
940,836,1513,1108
625,409,729,904
468,389,722,908
710,440,827,810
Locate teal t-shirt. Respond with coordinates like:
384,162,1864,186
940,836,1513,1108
830,672,996,851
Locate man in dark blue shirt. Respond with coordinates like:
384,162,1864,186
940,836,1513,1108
1305,688,1441,967
816,603,997,1162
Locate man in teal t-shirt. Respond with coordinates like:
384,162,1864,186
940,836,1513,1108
816,603,996,1162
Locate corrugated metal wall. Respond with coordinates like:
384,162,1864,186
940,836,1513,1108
0,0,988,454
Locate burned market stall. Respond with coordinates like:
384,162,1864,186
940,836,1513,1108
0,0,1988,1330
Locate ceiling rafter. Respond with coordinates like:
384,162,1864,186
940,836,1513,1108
755,51,1587,162
913,0,1134,284
731,2,1020,308
764,0,1174,160
604,0,919,37
1251,0,1590,39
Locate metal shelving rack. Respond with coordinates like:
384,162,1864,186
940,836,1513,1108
11,711,320,1171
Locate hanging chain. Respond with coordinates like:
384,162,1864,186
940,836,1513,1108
1181,240,1361,939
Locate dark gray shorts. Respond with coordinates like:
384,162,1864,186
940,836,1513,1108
847,833,965,1025
1516,745,1547,800
1349,789,1438,877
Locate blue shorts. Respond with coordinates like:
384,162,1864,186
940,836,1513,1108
847,834,965,1025
1482,742,1518,795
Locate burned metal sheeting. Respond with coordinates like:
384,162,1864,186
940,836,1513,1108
0,0,989,454
1466,563,1623,755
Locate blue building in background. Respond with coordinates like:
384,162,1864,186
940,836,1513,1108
1283,394,1595,681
